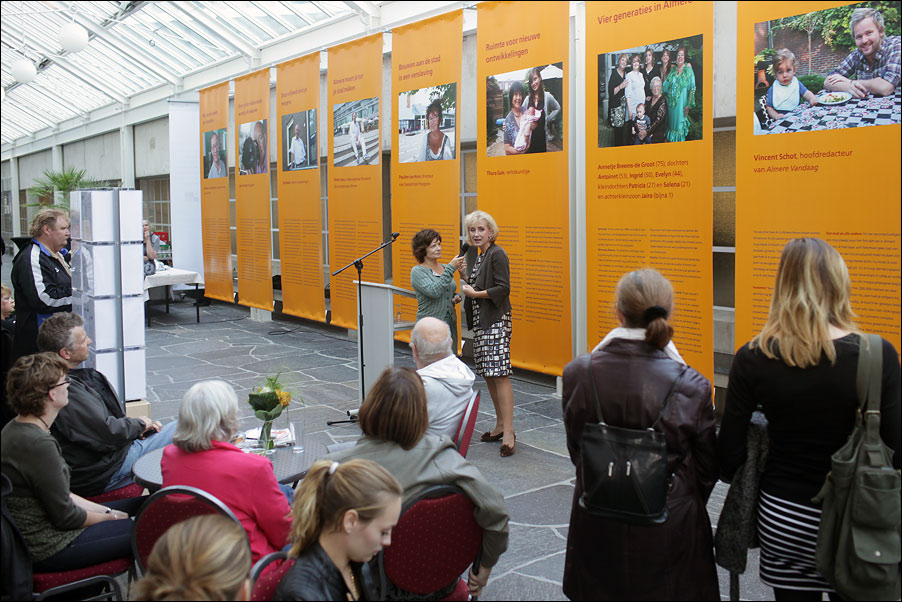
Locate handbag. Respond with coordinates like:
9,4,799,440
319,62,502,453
813,334,901,601
578,354,687,525
610,97,627,128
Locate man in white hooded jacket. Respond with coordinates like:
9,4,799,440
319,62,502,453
411,317,476,439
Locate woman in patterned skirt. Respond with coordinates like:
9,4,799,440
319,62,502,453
460,210,516,456
718,238,901,600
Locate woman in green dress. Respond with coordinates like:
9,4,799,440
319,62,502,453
662,45,696,142
410,229,465,353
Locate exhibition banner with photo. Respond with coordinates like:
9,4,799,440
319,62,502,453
328,34,384,330
477,1,571,376
199,82,233,303
277,53,325,322
737,1,901,351
585,1,714,382
234,68,274,312
391,11,463,349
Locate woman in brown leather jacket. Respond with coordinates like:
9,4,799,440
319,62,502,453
561,269,719,600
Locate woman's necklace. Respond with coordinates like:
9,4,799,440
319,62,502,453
37,416,52,431
344,567,359,601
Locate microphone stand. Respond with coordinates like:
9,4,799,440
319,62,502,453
331,233,400,410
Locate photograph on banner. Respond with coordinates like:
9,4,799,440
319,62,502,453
398,83,457,163
752,2,900,135
281,110,318,171
597,35,704,147
485,63,564,157
203,129,228,179
238,119,268,175
333,97,380,167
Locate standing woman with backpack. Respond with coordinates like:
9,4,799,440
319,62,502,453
718,238,901,600
561,269,719,600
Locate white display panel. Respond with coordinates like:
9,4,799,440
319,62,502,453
119,190,144,243
122,296,145,348
124,347,147,401
120,243,144,296
79,190,118,243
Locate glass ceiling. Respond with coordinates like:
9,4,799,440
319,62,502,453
0,1,355,145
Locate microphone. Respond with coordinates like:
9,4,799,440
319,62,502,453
391,232,400,240
459,242,470,256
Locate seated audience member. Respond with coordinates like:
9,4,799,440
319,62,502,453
411,317,476,439
276,459,402,601
1,284,15,428
0,353,141,571
36,312,176,496
162,380,291,563
327,367,509,598
133,515,252,601
825,7,901,98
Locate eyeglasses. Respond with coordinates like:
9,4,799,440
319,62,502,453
49,377,71,390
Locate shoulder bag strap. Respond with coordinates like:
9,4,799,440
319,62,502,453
584,353,606,425
860,334,884,451
650,364,688,430
856,333,871,412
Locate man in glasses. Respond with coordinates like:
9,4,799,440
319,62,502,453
36,312,177,497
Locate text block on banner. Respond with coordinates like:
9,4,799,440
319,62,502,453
476,1,571,376
391,11,463,350
736,1,901,352
328,34,385,330
234,68,274,312
585,1,714,383
277,53,325,322
199,82,233,303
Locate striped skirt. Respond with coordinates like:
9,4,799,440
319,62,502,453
757,490,833,592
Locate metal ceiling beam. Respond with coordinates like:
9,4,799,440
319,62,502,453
344,1,381,28
169,2,261,62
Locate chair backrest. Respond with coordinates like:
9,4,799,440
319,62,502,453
250,550,293,601
131,485,247,573
453,391,480,457
379,485,482,598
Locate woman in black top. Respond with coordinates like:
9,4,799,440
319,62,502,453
641,47,660,102
607,53,629,147
717,238,901,601
275,459,402,601
525,67,547,154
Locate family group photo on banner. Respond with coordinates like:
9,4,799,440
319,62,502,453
597,35,704,147
280,109,318,170
333,97,380,166
203,129,227,179
238,119,269,175
397,83,457,163
752,1,901,135
485,63,564,157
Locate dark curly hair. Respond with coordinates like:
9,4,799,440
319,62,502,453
411,228,441,264
6,353,68,417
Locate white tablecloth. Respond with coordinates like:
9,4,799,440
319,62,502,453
143,267,203,300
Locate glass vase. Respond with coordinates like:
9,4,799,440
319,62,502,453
260,420,275,454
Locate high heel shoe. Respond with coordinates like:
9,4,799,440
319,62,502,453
500,434,516,457
480,431,503,443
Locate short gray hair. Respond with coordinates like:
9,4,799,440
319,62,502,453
650,76,662,87
173,380,240,453
410,318,453,365
850,8,884,33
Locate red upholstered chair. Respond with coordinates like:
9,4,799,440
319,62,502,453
86,483,145,504
32,559,131,601
452,391,480,458
249,550,294,601
378,485,483,601
131,485,247,574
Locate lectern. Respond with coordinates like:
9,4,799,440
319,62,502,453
354,281,417,398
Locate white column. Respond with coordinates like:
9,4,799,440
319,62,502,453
574,3,588,355
52,145,63,171
120,125,136,189
10,157,21,237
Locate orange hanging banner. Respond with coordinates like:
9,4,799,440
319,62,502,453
585,1,714,383
277,53,325,322
476,1,571,376
736,1,901,352
391,11,463,349
199,82,233,303
327,34,384,330
234,68,274,312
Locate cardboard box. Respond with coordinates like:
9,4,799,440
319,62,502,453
126,399,151,419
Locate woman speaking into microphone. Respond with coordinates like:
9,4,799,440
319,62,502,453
460,211,516,457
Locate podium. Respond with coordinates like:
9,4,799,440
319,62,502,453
355,281,417,398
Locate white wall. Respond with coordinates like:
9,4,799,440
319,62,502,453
135,118,170,178
63,131,122,182
17,150,53,191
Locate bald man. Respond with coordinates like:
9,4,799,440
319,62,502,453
411,317,476,439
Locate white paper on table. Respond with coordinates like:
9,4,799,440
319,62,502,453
244,427,294,446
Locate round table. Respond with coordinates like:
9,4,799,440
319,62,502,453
131,437,327,492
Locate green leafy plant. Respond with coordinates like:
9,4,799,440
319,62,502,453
775,1,901,53
27,167,100,210
798,74,826,93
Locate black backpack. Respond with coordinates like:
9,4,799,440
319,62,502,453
1,473,32,601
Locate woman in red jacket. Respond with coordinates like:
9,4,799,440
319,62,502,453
161,380,291,562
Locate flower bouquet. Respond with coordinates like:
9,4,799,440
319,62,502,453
248,373,292,453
